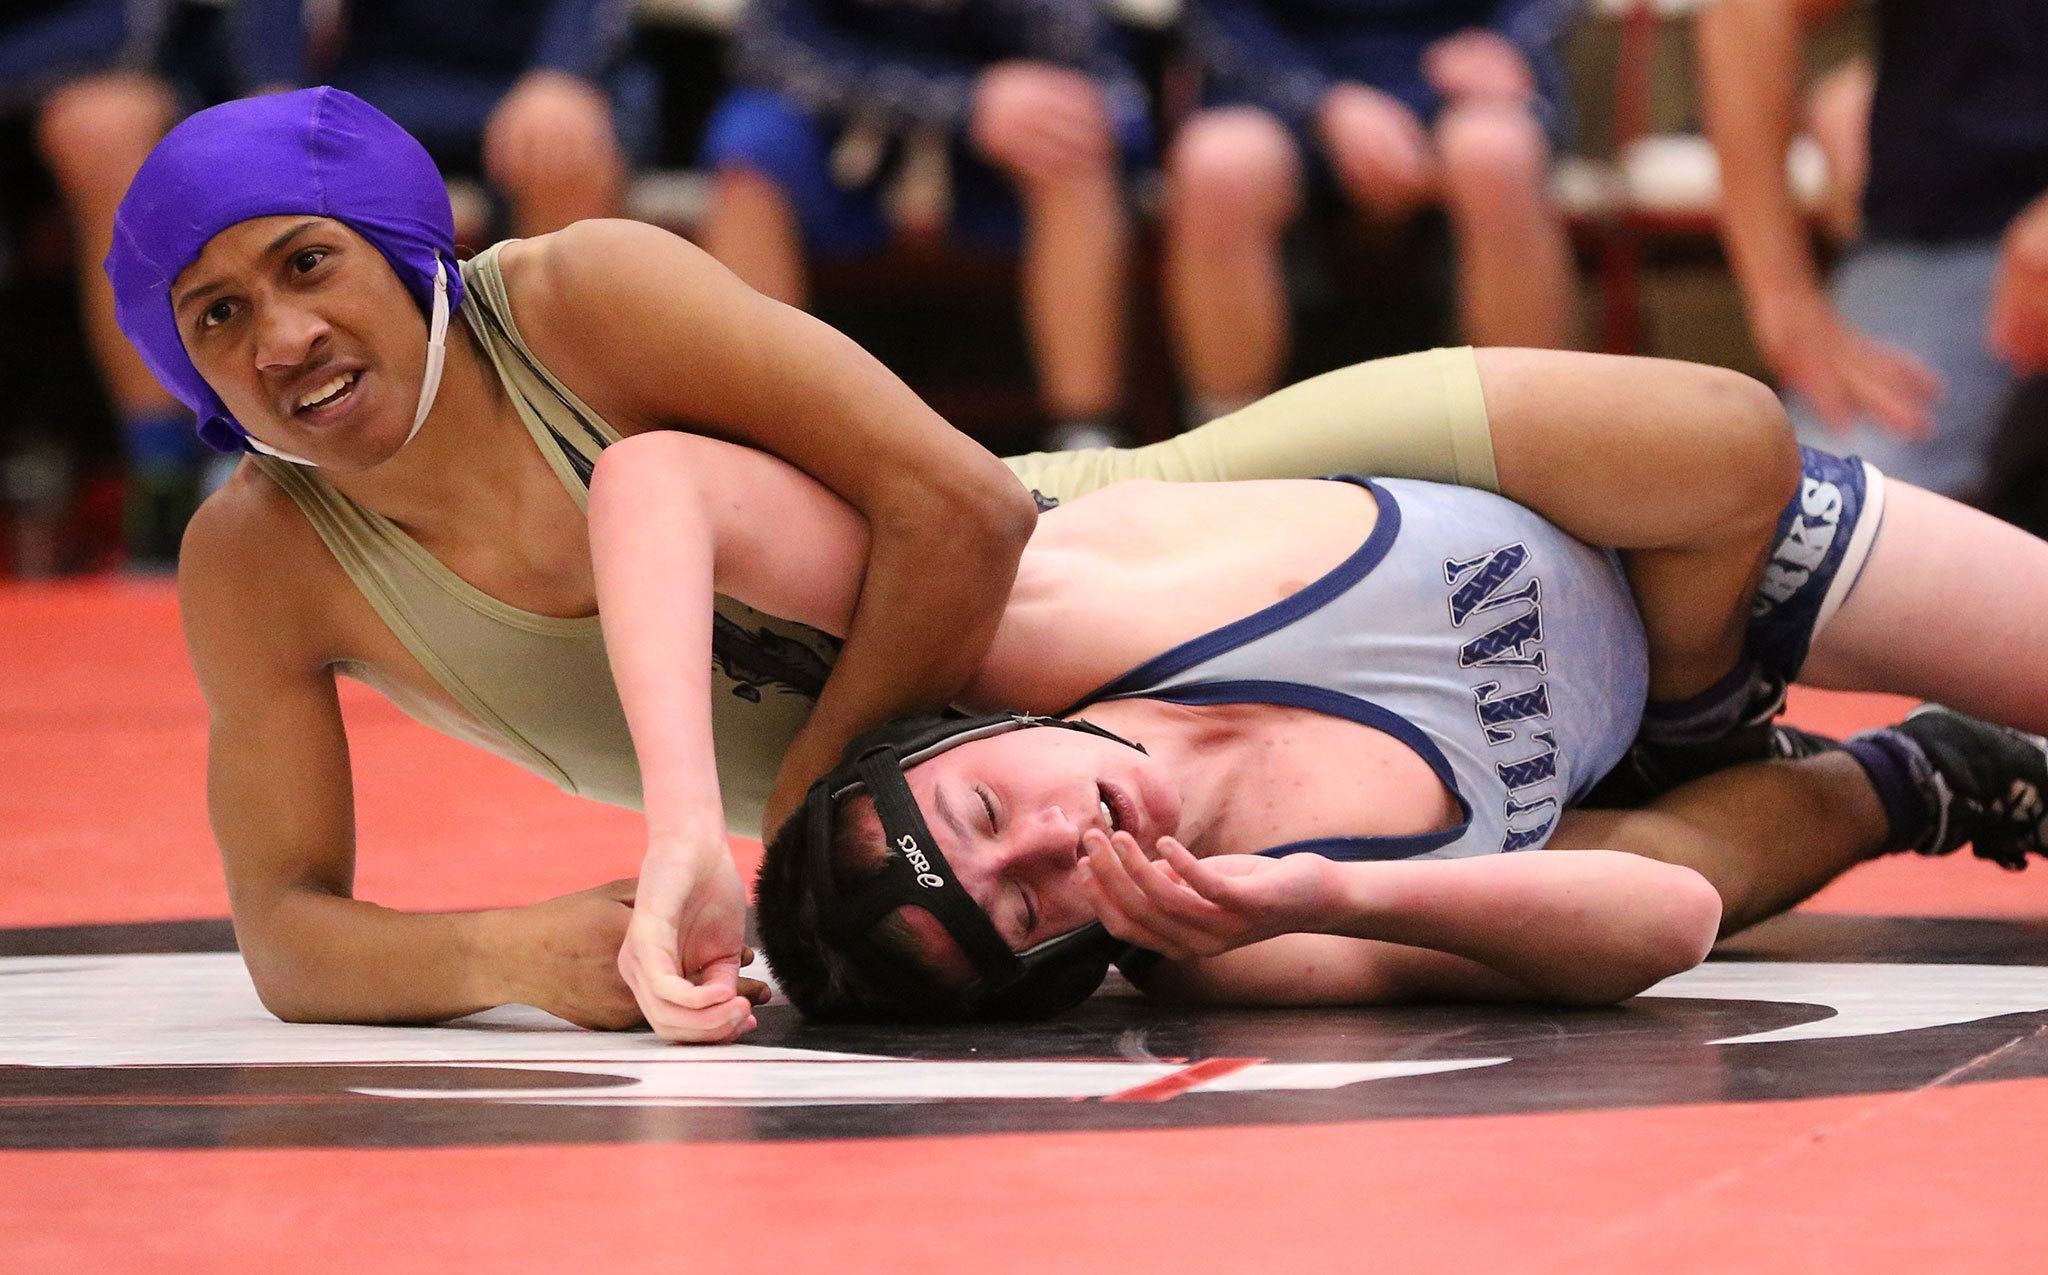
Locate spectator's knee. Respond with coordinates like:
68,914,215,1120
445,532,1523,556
973,66,1117,188
1436,103,1551,209
1166,110,1302,242
489,92,623,195
35,73,175,202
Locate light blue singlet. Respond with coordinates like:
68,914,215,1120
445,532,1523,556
1065,476,1649,861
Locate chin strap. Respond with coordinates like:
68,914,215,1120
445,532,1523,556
244,257,451,467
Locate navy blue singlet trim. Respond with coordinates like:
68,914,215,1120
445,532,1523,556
1141,680,1471,862
1062,476,1398,713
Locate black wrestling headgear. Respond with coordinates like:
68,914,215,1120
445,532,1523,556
788,712,1148,1020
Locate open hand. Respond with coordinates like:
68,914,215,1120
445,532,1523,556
1077,829,1334,960
1990,193,2048,375
1753,290,1942,439
619,840,771,1044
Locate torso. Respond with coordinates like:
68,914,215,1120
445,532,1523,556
973,479,1464,849
967,475,1647,860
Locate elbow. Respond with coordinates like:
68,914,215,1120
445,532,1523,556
1540,861,1722,1008
1637,865,1724,988
881,467,1038,563
241,947,329,1025
1578,865,1723,1006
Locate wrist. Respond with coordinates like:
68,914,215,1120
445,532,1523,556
1300,856,1356,935
461,906,532,1009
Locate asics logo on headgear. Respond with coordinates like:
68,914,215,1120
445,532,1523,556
897,834,945,889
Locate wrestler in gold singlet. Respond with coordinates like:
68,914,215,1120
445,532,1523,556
257,242,1501,836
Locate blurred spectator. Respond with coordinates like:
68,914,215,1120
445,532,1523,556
1803,54,1873,245
3,0,188,567
230,0,649,237
1699,0,2048,500
1163,0,1583,422
698,0,1152,450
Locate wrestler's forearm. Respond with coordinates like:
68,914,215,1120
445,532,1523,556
237,889,513,1024
1696,0,1834,321
780,494,1026,793
586,441,725,849
1314,850,1721,1004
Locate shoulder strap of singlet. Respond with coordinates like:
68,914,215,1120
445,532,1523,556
1062,476,1398,712
1061,478,1472,862
458,243,621,500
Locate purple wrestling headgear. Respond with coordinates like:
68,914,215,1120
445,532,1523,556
105,87,464,459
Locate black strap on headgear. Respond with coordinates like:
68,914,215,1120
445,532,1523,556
796,712,1149,1019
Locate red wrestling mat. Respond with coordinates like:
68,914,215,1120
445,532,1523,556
4,1080,2045,1275
6,579,2046,1274
5,579,2033,926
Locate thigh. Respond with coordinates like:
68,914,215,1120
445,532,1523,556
1800,477,2048,733
1789,240,2015,496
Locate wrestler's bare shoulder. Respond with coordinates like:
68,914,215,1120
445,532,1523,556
487,220,752,437
176,463,358,671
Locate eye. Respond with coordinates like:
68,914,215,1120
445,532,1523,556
291,247,329,273
1016,883,1037,938
976,785,999,834
198,298,237,330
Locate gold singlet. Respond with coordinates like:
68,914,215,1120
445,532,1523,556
254,243,1498,838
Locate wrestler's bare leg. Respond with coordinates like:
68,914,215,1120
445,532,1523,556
1551,750,1888,935
1799,480,2048,734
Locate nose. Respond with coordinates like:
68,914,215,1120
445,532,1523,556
252,297,331,374
999,804,1084,874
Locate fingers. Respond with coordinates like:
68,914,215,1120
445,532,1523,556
1081,831,1231,959
1851,340,1942,439
737,976,774,1006
623,957,758,1042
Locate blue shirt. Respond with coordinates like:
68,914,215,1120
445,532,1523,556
1866,0,2048,243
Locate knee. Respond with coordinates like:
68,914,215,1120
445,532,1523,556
35,74,175,202
488,89,623,194
1705,366,1805,518
1166,110,1301,241
1436,104,1551,210
972,65,1118,187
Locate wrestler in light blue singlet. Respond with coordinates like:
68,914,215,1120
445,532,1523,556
1066,476,1649,861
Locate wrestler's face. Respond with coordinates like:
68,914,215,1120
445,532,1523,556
174,215,427,471
900,725,1180,951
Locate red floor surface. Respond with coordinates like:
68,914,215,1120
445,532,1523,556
6,579,2045,1273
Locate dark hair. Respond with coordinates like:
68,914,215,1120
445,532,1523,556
756,789,973,1020
757,710,1140,1021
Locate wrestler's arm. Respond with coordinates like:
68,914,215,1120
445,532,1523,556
178,479,646,1028
586,430,873,1039
512,221,1037,827
1109,845,1720,1008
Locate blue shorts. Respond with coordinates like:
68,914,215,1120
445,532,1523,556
700,86,1150,256
1746,446,1889,683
